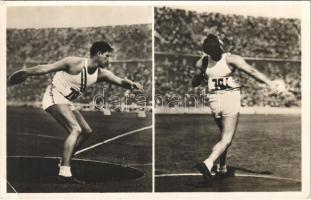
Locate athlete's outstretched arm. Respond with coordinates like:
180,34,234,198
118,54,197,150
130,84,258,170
8,58,70,86
227,54,272,85
23,58,69,76
97,69,143,91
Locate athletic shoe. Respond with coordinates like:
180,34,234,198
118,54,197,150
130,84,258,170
217,164,228,174
57,175,86,185
58,159,62,168
214,167,234,179
211,165,217,174
194,162,213,184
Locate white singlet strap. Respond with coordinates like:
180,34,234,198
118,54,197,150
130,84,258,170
84,58,88,69
80,58,88,92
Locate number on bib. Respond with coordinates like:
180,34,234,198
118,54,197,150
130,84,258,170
211,77,232,90
65,87,82,101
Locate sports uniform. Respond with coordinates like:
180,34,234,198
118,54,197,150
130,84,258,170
42,59,98,110
204,53,240,118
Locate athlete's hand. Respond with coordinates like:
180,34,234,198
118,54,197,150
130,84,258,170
8,69,28,86
132,82,144,93
268,79,286,95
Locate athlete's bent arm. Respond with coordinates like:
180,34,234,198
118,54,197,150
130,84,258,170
227,54,272,85
192,55,206,87
97,69,143,90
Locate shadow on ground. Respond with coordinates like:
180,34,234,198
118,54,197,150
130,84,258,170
7,156,147,192
155,166,301,192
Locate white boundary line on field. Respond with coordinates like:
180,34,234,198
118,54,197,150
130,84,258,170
6,155,144,174
154,173,301,182
130,163,152,166
7,155,152,170
15,132,64,140
7,155,139,166
74,125,152,155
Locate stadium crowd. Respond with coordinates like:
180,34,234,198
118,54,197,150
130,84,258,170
155,7,301,107
7,25,152,107
7,8,302,108
155,7,300,59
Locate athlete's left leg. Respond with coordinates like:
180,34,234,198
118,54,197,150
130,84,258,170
72,110,93,155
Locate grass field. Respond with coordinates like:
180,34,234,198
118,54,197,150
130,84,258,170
7,106,152,193
155,113,301,192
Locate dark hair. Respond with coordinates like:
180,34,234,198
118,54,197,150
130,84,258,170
202,34,223,61
90,41,113,57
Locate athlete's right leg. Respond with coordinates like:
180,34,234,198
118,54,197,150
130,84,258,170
45,104,82,168
194,114,234,183
204,113,239,171
212,115,228,171
72,110,93,155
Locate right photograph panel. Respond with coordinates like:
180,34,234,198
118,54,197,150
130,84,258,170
154,5,302,192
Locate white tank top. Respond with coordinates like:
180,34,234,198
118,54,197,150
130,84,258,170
51,59,98,101
205,53,240,92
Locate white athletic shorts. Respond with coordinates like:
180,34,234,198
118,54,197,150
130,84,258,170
41,84,75,110
208,89,240,118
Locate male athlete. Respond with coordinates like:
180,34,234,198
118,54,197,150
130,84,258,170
8,41,143,184
192,34,285,184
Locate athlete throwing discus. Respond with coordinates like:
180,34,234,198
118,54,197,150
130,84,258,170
192,34,285,184
8,41,143,184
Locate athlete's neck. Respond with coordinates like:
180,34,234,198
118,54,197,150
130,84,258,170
207,55,217,67
86,58,98,74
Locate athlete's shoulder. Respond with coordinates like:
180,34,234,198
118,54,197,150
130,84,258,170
63,56,85,65
98,68,112,76
195,54,208,68
62,57,86,72
225,53,243,64
223,52,233,59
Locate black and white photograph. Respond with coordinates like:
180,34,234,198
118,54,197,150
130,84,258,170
5,5,152,193
154,3,307,193
0,1,310,199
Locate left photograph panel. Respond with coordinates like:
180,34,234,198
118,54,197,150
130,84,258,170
6,5,152,193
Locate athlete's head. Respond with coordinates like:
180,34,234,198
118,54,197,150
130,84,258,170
90,41,113,68
203,34,223,61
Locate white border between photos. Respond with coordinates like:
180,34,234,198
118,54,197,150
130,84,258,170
0,1,7,199
0,1,310,199
301,1,311,198
151,4,155,194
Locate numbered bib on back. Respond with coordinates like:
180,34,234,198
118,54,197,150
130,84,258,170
64,86,83,101
208,76,239,91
